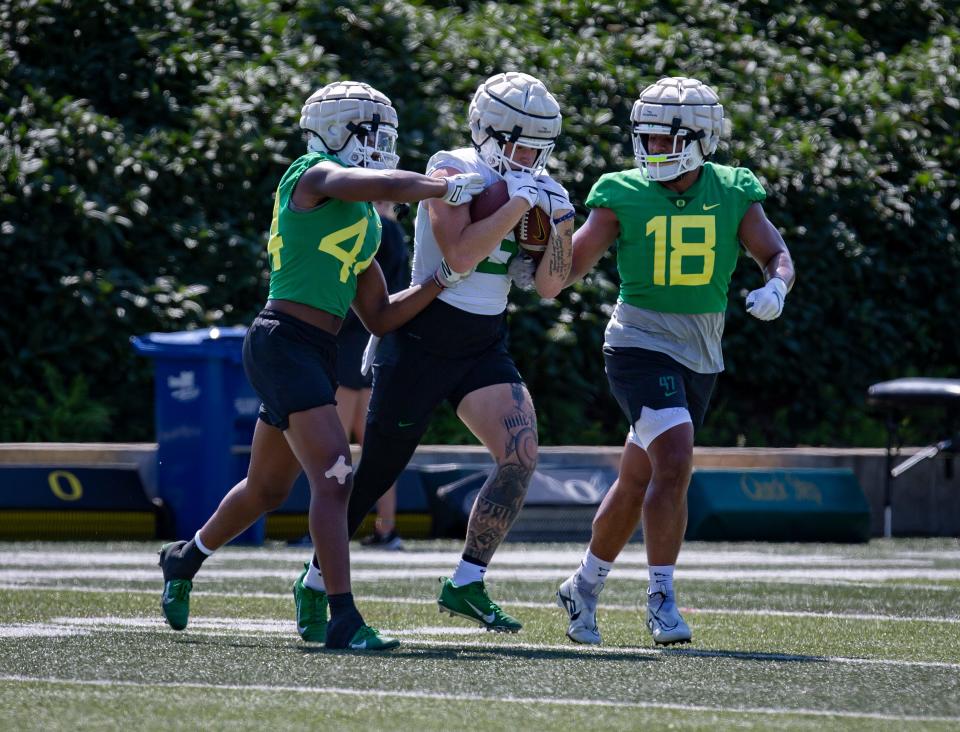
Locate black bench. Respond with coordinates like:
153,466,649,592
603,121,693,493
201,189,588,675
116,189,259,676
867,378,960,537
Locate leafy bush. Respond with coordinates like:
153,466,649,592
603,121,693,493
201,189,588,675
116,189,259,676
1,0,957,446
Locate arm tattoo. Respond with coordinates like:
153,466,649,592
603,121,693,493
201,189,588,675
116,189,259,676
547,225,572,278
463,384,539,563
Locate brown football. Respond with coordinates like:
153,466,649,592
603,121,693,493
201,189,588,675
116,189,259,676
469,179,509,221
515,206,550,261
469,180,549,262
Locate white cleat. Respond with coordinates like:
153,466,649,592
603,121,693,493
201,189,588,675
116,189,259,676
646,585,692,645
556,572,602,645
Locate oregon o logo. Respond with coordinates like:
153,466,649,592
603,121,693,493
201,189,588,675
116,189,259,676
48,470,83,501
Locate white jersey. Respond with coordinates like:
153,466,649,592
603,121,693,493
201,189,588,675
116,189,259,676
411,148,513,316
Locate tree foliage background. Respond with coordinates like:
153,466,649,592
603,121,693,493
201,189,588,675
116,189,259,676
2,0,958,446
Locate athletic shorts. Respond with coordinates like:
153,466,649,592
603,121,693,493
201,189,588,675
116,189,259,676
242,308,338,430
336,323,373,390
603,345,717,430
368,299,522,437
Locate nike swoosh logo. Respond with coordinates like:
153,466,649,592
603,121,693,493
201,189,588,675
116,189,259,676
703,203,720,211
298,624,309,635
398,420,415,428
465,600,496,624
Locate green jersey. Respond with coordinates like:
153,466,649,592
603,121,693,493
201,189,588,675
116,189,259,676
266,152,381,318
586,162,765,314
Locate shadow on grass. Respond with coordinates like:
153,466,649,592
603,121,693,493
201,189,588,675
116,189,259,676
297,644,658,663
657,647,828,664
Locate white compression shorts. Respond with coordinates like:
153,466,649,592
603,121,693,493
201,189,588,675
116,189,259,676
627,406,693,450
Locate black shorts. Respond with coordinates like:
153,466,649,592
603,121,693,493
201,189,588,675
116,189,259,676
243,308,338,430
336,323,373,390
603,345,717,429
368,299,522,437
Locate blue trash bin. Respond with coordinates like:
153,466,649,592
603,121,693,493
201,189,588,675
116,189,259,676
132,326,264,544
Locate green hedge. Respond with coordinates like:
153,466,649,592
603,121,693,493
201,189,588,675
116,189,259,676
1,0,957,446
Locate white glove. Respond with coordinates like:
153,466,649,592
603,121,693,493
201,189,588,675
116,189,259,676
441,172,485,206
503,171,538,207
746,277,788,321
433,258,474,289
360,335,380,376
507,254,537,290
535,175,573,219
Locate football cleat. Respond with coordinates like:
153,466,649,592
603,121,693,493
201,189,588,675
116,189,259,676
293,563,329,643
556,572,602,645
437,577,522,633
346,625,400,651
158,541,193,631
646,584,692,645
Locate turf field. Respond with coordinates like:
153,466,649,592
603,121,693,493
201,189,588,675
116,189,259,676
1,538,958,730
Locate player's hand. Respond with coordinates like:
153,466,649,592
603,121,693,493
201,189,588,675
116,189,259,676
433,258,473,289
440,172,485,206
746,277,787,321
360,335,380,376
535,175,573,218
507,253,537,290
503,171,538,208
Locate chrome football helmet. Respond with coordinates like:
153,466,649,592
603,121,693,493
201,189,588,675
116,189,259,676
631,77,724,181
299,81,400,169
468,72,561,176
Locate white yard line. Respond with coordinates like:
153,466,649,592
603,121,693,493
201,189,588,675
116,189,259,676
0,674,956,724
1,584,957,624
0,548,942,567
2,567,960,583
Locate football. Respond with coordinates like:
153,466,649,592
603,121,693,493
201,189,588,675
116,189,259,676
469,180,550,261
515,206,551,261
468,179,509,221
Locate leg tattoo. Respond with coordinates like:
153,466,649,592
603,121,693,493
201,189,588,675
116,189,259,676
464,385,538,564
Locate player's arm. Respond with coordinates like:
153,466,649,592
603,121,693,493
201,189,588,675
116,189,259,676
532,176,574,298
739,202,796,320
563,207,620,288
293,161,482,207
350,259,462,336
427,166,532,273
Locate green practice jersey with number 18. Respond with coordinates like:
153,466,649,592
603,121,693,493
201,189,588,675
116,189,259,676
266,152,381,319
586,162,765,314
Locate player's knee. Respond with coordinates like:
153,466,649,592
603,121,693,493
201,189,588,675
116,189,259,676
308,454,354,495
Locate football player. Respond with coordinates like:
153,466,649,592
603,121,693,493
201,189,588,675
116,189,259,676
157,80,484,651
296,72,575,637
556,77,795,646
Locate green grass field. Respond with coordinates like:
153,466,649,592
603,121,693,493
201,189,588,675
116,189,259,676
1,538,958,730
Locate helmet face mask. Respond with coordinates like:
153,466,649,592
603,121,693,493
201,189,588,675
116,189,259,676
300,81,400,170
631,77,724,182
469,72,561,176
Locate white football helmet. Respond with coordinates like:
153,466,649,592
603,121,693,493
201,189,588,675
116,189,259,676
631,77,724,181
468,72,561,176
299,81,400,169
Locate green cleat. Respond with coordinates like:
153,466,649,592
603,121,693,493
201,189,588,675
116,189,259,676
437,576,522,633
347,624,400,651
293,563,328,643
158,542,192,631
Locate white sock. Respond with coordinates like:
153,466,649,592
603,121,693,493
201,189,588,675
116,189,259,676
579,549,613,588
451,558,486,586
648,564,675,595
304,562,326,592
193,531,214,556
